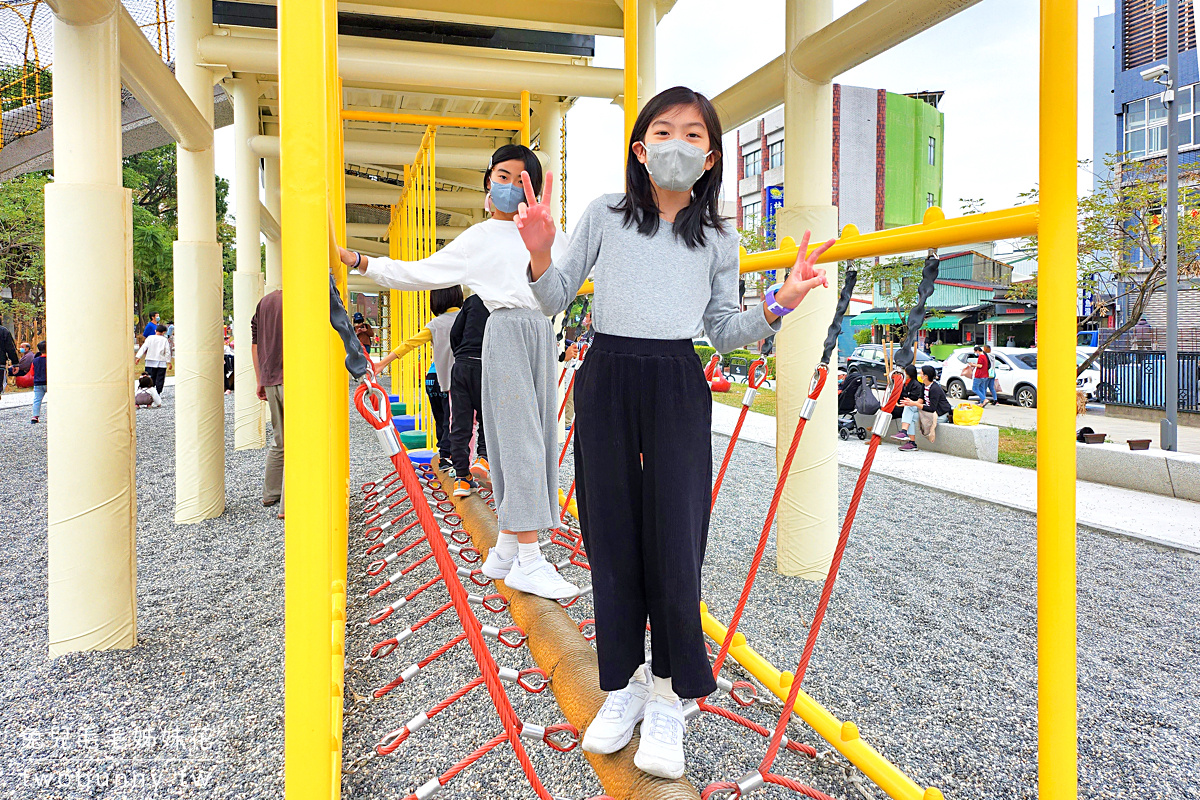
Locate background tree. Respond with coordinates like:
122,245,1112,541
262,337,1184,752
1022,154,1200,374
0,171,49,342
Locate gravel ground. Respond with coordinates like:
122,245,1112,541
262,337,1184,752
2,396,1197,800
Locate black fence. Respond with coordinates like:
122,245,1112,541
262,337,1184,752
1098,350,1200,412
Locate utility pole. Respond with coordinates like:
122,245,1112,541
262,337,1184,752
1165,0,1181,451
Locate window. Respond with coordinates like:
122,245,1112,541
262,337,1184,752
879,278,893,296
767,140,784,170
743,149,761,178
1124,84,1200,159
927,192,936,208
928,136,937,165
742,200,761,229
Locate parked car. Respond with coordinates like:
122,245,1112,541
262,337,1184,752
845,344,942,381
940,347,1039,407
942,346,1104,408
1076,349,1101,399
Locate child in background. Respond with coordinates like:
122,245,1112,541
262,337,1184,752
448,291,491,494
31,340,47,423
135,373,162,408
376,287,463,475
516,86,831,778
337,143,577,602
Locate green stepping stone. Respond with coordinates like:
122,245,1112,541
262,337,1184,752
390,402,407,415
400,429,430,449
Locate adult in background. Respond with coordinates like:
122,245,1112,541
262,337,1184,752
899,364,952,452
135,324,172,394
30,341,47,423
223,337,235,394
558,339,580,430
964,344,990,408
890,364,923,443
353,312,373,357
17,342,34,375
982,344,999,405
0,323,19,396
252,289,284,520
142,312,161,341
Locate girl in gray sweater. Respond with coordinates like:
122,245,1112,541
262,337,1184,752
516,86,832,779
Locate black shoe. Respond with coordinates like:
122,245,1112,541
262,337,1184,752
30,417,38,424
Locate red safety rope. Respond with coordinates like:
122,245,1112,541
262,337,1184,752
711,358,768,510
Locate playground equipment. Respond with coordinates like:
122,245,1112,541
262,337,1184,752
30,0,1078,798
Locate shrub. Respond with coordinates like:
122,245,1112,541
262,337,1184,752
694,345,716,364
853,327,872,345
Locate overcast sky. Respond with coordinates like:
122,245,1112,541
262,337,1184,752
215,0,1115,240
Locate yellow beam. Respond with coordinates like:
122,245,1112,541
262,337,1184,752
520,89,531,147
790,0,984,82
342,108,524,130
280,0,337,795
571,204,1039,297
740,204,1038,274
699,605,940,800
1037,1,1078,799
711,55,785,133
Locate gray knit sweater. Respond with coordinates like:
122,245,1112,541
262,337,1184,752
529,194,780,353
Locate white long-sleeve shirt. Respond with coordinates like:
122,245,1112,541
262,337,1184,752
362,218,568,313
136,334,172,368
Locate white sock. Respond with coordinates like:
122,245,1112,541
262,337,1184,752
652,675,679,705
494,532,518,560
517,540,542,566
628,663,650,686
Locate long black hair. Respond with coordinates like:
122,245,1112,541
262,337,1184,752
612,86,725,249
484,143,543,197
429,286,464,316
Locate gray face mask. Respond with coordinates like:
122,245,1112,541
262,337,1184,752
641,139,711,193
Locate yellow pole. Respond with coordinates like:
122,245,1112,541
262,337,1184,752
1037,1,1077,798
279,0,336,795
520,89,531,147
328,71,349,787
623,0,638,146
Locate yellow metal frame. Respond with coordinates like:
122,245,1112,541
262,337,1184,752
389,127,439,451
281,0,1078,798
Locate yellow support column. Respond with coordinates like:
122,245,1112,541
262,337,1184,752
1037,1,1078,798
279,0,337,796
623,0,638,145
520,89,531,147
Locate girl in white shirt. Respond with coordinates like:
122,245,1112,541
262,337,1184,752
338,144,577,602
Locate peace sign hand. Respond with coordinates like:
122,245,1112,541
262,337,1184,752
515,171,557,258
774,230,835,310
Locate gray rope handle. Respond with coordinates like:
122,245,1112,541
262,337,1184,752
330,274,372,380
893,250,939,370
820,266,859,366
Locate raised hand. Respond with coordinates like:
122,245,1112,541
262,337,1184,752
775,230,835,310
514,171,557,257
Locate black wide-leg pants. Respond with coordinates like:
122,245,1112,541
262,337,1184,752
574,333,717,699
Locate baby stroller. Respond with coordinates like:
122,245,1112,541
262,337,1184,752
836,372,869,441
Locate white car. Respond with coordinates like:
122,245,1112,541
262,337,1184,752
940,346,1102,408
1076,348,1101,399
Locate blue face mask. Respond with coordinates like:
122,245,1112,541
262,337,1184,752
489,181,525,214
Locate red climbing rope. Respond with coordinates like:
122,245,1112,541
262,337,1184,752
711,357,768,510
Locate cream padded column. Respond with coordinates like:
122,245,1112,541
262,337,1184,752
264,157,283,293
231,77,266,451
775,0,838,578
173,0,224,523
46,4,137,655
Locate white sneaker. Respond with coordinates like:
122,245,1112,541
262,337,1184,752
582,669,652,754
502,556,579,600
634,698,687,779
480,549,515,580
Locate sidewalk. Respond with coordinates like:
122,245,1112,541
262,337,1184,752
978,402,1200,455
712,401,1200,553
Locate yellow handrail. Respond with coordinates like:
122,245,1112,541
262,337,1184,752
341,109,524,130
573,203,1039,297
